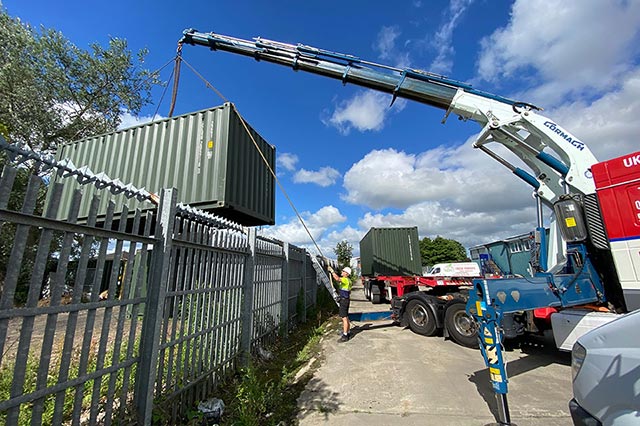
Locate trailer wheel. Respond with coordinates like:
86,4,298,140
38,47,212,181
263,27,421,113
444,302,479,348
364,282,371,300
405,299,437,336
371,285,382,304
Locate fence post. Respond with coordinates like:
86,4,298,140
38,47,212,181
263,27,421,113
310,253,318,309
314,263,318,307
302,254,307,322
240,227,256,366
281,242,289,333
136,188,177,425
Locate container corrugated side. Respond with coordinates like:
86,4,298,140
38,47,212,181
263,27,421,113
51,103,275,226
359,227,422,277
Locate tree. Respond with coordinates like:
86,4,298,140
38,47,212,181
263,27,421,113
0,8,159,304
419,236,468,267
333,240,353,272
0,9,158,157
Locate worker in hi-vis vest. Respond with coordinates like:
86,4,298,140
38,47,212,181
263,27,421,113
330,266,353,342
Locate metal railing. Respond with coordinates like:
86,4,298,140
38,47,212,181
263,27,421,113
0,140,324,425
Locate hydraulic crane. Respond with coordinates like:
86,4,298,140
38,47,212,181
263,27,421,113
179,29,636,425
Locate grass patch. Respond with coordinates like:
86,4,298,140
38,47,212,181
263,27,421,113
214,304,337,425
0,337,139,425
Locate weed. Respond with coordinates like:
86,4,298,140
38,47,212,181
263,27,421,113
213,307,334,425
0,338,139,425
317,403,332,414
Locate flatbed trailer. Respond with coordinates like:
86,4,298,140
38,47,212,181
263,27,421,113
362,275,476,302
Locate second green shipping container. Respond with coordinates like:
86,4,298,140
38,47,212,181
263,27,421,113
360,227,422,277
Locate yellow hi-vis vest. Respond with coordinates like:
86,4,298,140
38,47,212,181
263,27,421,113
338,277,352,292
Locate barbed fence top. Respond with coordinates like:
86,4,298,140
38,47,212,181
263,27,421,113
0,135,246,233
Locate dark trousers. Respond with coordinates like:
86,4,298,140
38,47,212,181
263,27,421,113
339,294,350,318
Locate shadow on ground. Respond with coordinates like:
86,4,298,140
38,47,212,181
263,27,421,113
468,334,572,424
348,321,396,340
297,377,342,421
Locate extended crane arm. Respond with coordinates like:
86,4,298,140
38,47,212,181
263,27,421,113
180,29,521,112
179,29,599,208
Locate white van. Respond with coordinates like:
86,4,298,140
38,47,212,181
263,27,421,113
423,262,481,278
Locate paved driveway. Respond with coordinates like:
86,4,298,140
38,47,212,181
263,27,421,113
297,282,574,425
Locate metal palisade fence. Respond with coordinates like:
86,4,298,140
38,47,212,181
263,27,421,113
0,138,324,425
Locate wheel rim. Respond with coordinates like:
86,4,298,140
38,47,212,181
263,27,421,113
410,304,429,326
452,310,477,337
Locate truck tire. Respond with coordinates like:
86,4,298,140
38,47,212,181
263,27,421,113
405,299,437,336
364,282,371,300
371,285,382,304
444,302,479,348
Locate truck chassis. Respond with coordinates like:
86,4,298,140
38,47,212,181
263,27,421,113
363,276,479,348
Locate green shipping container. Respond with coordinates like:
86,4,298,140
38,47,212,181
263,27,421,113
360,227,422,277
51,103,275,226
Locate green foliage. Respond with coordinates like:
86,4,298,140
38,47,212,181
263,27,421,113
294,324,324,365
309,284,338,320
0,336,138,425
232,365,283,425
0,6,159,306
0,7,159,156
419,236,468,266
333,240,353,272
219,308,333,425
0,164,49,304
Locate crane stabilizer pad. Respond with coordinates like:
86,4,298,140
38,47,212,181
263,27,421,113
348,311,393,322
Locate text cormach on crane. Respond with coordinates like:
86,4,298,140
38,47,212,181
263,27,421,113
179,29,640,425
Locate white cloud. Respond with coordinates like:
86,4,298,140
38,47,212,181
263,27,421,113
373,25,411,68
548,68,640,162
293,166,341,187
118,111,163,130
429,0,475,75
277,152,299,172
324,90,406,135
259,205,347,247
476,0,640,105
342,145,534,212
316,226,366,259
374,26,401,60
307,205,346,227
258,208,376,258
325,226,365,247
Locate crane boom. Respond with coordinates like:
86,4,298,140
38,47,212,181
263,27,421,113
180,29,523,112
179,29,599,211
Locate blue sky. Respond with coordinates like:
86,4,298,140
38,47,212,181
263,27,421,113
5,0,640,257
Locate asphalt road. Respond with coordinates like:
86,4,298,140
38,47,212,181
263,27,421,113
296,281,574,425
